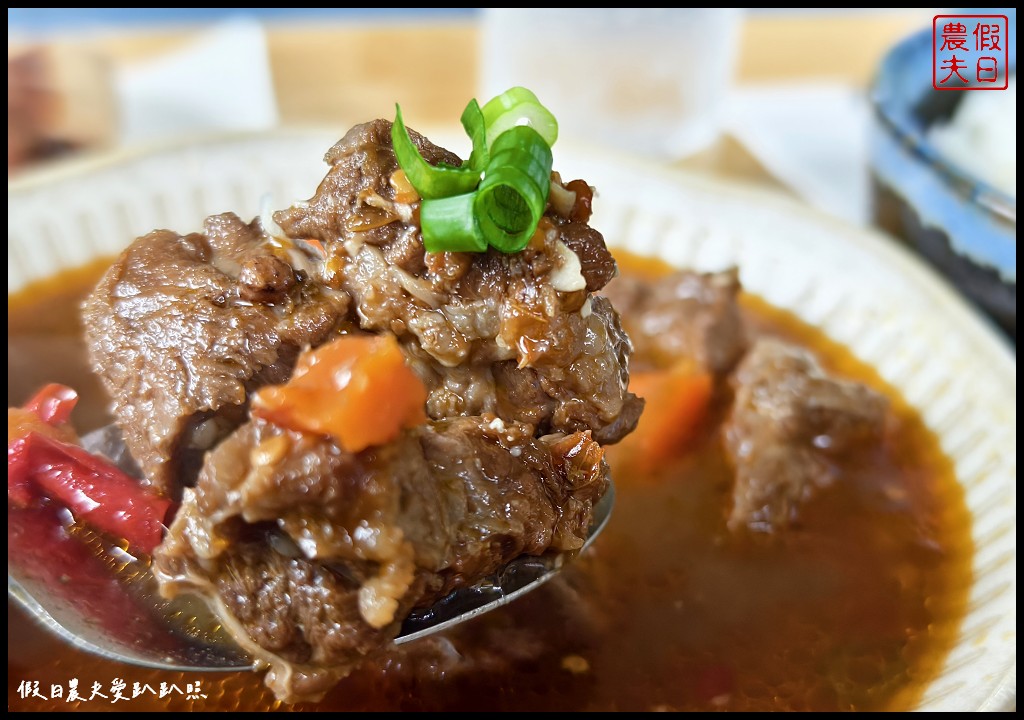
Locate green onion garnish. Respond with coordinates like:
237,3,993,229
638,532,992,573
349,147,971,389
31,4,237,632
392,87,558,254
480,86,558,150
460,99,489,175
392,105,480,199
421,127,553,254
420,193,487,253
474,126,552,252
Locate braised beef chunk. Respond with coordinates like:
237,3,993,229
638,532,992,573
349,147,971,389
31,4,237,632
602,269,746,375
558,220,617,292
274,120,458,255
154,415,608,702
81,213,350,493
723,339,888,533
275,120,640,444
87,118,635,701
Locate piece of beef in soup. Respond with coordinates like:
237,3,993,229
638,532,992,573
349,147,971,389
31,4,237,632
154,415,608,702
723,339,888,533
81,213,350,494
602,268,747,376
274,120,642,445
143,118,634,702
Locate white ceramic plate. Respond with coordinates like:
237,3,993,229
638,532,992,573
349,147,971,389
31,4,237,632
7,130,1016,711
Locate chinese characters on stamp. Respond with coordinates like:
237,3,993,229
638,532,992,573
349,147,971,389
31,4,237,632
933,15,1010,90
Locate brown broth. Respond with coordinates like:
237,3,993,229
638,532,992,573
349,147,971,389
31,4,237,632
6,256,972,711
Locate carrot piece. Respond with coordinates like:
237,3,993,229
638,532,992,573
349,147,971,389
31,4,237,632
616,365,714,472
252,335,427,453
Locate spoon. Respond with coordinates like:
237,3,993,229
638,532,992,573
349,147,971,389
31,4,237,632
7,425,615,673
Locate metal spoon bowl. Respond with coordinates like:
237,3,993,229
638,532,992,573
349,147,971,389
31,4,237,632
8,427,614,673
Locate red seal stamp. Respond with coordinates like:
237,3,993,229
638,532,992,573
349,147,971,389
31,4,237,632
933,14,1010,90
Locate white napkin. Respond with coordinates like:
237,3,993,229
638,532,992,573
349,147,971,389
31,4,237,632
725,83,872,226
116,17,279,145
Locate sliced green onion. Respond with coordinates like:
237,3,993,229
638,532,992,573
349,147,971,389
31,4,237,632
480,86,558,150
474,126,552,253
393,90,556,254
420,194,487,253
391,105,480,199
460,99,489,174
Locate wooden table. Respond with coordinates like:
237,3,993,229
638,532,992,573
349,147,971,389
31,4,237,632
19,10,932,191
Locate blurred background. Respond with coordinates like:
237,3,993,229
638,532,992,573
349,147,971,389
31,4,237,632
7,8,1016,336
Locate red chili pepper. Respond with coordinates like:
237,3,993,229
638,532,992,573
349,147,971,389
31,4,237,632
22,382,79,425
7,434,35,506
8,384,171,554
9,432,171,554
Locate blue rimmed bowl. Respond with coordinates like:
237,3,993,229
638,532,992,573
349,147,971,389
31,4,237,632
870,12,1016,337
